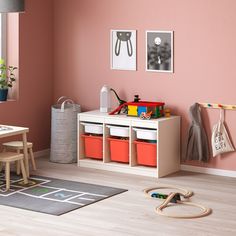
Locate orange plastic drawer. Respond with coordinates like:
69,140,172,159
134,140,157,167
81,134,103,160
107,137,129,163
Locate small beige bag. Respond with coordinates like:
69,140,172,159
211,109,235,157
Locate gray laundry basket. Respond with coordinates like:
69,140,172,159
50,97,81,163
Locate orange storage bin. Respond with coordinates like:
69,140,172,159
107,137,129,163
81,134,103,160
134,140,157,167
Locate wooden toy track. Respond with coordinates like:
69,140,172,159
144,185,212,219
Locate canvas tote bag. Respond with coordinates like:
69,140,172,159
50,96,81,163
211,109,235,157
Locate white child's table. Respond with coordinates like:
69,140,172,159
0,125,30,177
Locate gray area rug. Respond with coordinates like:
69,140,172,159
0,173,127,215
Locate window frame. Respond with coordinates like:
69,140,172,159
0,13,7,60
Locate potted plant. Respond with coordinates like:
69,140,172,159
0,59,17,101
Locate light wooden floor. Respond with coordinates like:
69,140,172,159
0,156,236,236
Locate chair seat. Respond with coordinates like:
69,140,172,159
1,141,37,172
0,152,28,190
2,141,33,149
0,152,24,162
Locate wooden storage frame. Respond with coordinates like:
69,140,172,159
78,110,180,178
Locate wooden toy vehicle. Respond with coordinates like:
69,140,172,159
140,111,152,120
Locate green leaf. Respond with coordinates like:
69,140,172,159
0,59,5,65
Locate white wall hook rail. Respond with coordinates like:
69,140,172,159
199,103,236,110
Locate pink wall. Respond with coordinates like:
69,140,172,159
53,0,236,171
4,0,235,170
0,0,54,151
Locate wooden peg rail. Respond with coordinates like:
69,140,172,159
199,103,236,110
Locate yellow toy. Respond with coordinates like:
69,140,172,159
164,108,171,117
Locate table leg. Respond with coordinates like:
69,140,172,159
22,133,30,177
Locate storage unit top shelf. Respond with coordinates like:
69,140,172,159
79,109,178,119
79,110,178,126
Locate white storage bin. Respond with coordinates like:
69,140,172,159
133,128,157,140
107,125,129,137
81,122,103,135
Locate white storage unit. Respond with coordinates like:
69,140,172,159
78,110,180,178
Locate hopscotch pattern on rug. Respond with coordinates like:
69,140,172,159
0,174,108,206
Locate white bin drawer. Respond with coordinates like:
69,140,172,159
133,128,157,140
81,122,103,135
107,125,129,137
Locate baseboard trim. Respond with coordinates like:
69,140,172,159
34,149,50,158
181,164,236,178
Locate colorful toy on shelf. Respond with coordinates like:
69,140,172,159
109,98,165,119
140,111,152,120
164,108,171,117
127,101,164,118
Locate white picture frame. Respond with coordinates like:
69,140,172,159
110,29,136,71
146,31,173,73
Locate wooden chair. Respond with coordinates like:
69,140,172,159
2,141,36,173
0,152,28,190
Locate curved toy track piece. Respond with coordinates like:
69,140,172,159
143,185,212,219
109,103,127,115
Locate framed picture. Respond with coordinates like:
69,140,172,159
146,31,173,73
110,29,136,71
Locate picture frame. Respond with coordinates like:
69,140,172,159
146,31,173,73
110,29,137,71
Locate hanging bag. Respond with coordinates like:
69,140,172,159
50,96,81,163
211,109,235,157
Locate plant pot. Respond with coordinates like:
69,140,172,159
0,89,8,101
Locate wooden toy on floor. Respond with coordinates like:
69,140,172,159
144,185,212,219
151,192,181,203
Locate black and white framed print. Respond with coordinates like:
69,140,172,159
110,29,136,71
146,31,173,73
